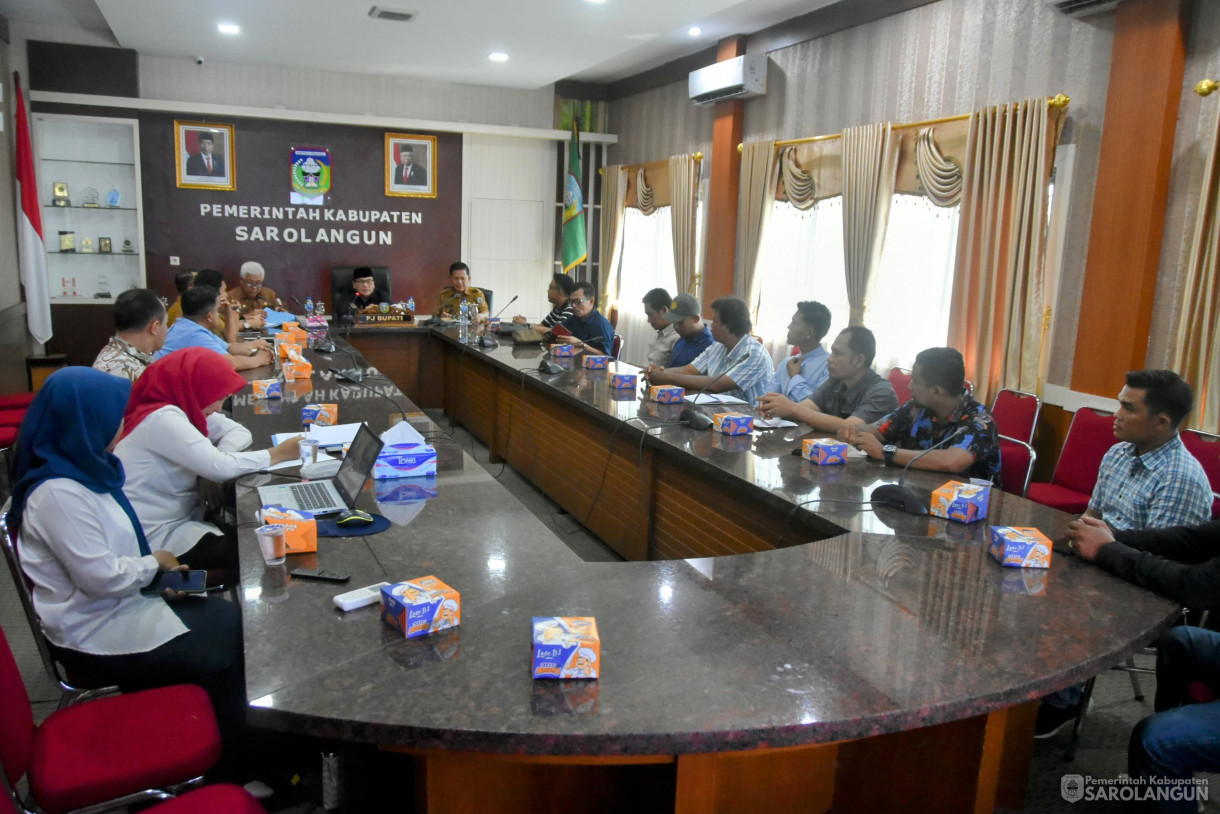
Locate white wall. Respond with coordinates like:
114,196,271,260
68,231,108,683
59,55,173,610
461,134,557,319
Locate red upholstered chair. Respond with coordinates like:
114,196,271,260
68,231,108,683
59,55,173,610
1026,406,1115,515
991,388,1041,445
997,435,1036,497
887,367,912,404
1181,428,1220,519
612,334,624,361
3,780,264,814
0,394,34,411
0,623,221,814
0,412,25,429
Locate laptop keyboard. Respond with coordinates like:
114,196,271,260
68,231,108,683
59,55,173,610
292,481,337,511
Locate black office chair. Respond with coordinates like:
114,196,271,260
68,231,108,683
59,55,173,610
478,288,493,316
330,266,391,313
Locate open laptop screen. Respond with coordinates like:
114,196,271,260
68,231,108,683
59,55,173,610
334,423,384,506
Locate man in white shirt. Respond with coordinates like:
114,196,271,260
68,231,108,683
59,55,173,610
643,288,679,367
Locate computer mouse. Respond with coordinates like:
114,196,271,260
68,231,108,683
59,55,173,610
335,509,375,526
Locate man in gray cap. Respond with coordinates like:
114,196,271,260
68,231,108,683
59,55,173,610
661,293,713,369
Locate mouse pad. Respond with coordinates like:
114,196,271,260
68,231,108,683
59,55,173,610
316,514,392,537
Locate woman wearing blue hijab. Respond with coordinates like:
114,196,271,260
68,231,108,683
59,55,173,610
11,367,246,772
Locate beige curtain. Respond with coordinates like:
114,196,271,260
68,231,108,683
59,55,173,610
842,123,900,325
598,165,629,311
915,128,963,207
1172,103,1220,433
636,167,656,215
780,146,816,210
669,154,700,295
737,139,778,318
948,99,1066,405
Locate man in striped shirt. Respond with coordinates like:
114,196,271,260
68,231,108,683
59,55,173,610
644,296,774,405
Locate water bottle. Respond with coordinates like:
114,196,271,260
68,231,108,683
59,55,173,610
304,297,314,318
407,297,415,314
459,299,469,325
315,299,325,317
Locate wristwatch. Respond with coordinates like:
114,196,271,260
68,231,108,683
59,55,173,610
882,444,897,466
248,346,258,357
241,319,249,330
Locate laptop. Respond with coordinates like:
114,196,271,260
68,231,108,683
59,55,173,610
256,423,384,515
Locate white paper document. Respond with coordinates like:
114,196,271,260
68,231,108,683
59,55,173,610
753,416,798,429
685,393,750,406
273,421,365,447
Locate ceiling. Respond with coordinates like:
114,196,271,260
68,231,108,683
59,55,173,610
0,0,842,90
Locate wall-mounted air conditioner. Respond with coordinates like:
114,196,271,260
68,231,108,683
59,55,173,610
688,55,767,106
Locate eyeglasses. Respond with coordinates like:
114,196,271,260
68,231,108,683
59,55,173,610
571,297,591,305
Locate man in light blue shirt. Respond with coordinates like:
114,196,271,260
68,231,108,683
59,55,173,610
769,301,831,402
157,285,274,370
644,296,774,405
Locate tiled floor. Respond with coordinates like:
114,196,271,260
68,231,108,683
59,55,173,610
2,420,1212,812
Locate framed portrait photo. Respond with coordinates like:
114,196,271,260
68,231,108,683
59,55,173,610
385,133,437,199
175,121,236,191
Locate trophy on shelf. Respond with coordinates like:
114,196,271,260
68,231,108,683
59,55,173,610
121,239,135,254
81,238,94,254
95,273,111,300
106,188,121,207
81,187,100,208
99,237,112,254
52,182,70,207
58,231,75,253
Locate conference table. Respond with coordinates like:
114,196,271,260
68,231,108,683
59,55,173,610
231,327,1180,814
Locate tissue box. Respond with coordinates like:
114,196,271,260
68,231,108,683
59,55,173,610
651,385,684,403
611,373,637,389
551,344,577,358
930,481,990,523
373,443,437,479
283,322,300,331
252,379,282,399
279,342,302,359
301,403,338,427
582,355,611,369
380,576,460,639
259,506,317,554
803,438,847,465
487,318,501,331
988,526,1052,569
713,413,753,435
533,617,600,679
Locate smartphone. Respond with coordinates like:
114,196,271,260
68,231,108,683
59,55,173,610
141,570,208,595
289,568,351,583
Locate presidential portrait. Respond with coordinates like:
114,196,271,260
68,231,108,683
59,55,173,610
176,121,236,191
385,133,437,199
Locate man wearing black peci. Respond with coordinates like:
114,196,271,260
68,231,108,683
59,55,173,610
339,267,392,314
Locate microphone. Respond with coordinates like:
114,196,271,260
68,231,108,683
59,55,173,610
288,295,363,382
676,369,734,431
869,425,969,514
491,295,519,321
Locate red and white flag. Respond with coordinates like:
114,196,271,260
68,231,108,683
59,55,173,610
14,74,52,344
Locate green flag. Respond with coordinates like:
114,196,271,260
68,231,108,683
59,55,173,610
561,123,588,273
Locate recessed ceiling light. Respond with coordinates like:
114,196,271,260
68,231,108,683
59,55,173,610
488,52,509,62
217,22,240,35
688,26,702,37
585,0,607,4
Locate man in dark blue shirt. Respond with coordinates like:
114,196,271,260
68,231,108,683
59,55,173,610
558,282,615,356
664,293,714,368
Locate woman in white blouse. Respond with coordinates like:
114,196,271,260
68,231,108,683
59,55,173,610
116,347,299,568
10,367,246,760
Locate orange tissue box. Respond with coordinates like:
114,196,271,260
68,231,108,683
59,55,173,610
802,438,847,465
301,403,338,426
252,379,282,399
988,526,1052,569
611,373,637,389
532,617,600,679
582,355,611,370
551,344,577,358
651,385,684,403
930,480,990,523
713,413,753,435
380,576,461,639
259,506,317,554
279,342,302,359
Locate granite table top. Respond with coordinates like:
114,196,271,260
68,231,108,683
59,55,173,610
228,338,1180,755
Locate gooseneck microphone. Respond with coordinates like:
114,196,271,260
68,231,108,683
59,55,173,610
677,368,735,431
289,295,363,382
491,295,519,321
869,425,969,515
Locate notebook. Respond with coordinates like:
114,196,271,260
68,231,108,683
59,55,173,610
256,423,384,515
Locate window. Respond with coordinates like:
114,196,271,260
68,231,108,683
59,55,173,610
616,206,677,366
753,198,849,366
865,195,959,372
